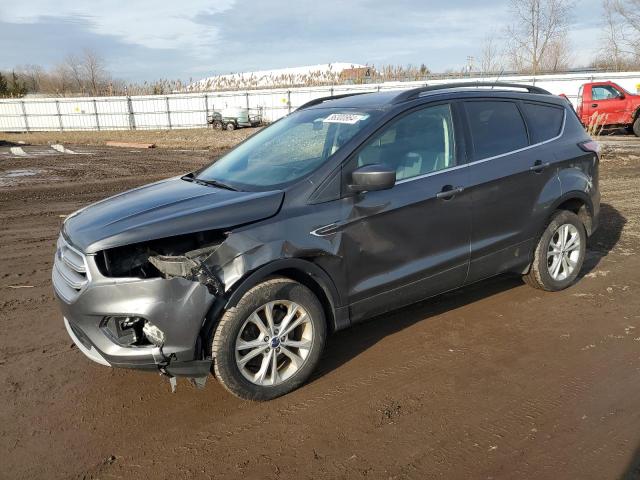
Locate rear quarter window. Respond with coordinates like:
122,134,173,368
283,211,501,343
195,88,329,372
465,101,529,160
521,102,565,144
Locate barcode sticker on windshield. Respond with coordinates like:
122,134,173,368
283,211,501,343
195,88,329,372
323,113,369,124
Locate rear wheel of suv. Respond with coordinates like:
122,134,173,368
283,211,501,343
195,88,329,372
212,277,326,401
523,210,586,291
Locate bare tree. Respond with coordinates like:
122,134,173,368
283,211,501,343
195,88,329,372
64,53,85,93
600,0,628,70
506,0,574,75
593,0,640,69
612,0,640,60
540,35,572,71
60,50,110,95
17,64,45,93
45,64,75,96
480,35,504,73
81,49,108,95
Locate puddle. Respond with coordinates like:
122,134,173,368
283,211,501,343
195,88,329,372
0,169,45,186
6,169,40,177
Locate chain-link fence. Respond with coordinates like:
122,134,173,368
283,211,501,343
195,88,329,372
1,71,639,132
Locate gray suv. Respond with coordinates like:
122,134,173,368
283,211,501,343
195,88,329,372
53,83,600,400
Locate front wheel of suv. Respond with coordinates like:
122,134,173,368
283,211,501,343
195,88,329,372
212,277,326,401
523,210,587,291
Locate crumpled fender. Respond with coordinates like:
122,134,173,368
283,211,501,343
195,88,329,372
149,226,345,306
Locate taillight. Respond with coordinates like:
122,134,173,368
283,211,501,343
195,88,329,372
579,140,600,154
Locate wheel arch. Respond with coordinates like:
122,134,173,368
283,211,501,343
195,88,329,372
550,191,594,235
200,258,346,354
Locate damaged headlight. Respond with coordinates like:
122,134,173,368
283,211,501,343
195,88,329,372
149,253,223,295
96,231,225,285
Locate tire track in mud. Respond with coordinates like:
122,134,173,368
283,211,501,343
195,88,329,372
3,140,640,479
81,253,640,478
102,266,640,478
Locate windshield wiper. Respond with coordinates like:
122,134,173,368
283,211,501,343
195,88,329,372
180,172,238,192
194,177,238,191
181,172,238,191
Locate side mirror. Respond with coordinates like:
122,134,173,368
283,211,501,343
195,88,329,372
618,93,626,99
349,164,396,193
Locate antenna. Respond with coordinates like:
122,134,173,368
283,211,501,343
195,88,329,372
492,69,506,89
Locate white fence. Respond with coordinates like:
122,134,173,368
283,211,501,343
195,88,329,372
1,71,639,132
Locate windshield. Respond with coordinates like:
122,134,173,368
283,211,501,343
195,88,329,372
197,108,379,190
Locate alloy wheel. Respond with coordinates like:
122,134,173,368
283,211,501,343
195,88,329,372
235,300,313,386
547,223,581,281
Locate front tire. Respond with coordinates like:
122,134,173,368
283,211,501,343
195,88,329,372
523,210,586,291
633,117,640,137
212,278,326,401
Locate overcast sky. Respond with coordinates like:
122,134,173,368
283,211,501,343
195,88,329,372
0,0,604,82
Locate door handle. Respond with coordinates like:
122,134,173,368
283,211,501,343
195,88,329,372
436,185,464,200
591,103,598,108
529,160,550,173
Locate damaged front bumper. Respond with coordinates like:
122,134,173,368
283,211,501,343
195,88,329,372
53,235,216,380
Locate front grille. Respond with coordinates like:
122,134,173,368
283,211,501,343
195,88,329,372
52,235,89,303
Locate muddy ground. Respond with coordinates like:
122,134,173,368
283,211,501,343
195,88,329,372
0,127,257,150
1,136,640,480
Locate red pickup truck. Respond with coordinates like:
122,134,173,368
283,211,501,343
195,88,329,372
575,81,640,136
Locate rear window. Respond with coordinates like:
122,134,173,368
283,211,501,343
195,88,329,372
521,102,564,143
465,101,529,160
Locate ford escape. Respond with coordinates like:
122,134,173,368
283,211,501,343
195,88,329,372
53,82,600,400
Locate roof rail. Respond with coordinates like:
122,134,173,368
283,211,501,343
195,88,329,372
297,92,369,110
391,82,552,104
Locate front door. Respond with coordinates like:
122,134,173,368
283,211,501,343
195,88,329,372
587,84,628,125
339,103,472,321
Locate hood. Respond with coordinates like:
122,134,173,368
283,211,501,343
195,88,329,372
63,176,284,253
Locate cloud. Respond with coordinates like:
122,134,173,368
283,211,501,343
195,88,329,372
0,0,608,81
0,0,236,54
200,0,510,72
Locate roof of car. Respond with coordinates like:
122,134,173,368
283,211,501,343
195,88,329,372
302,82,565,110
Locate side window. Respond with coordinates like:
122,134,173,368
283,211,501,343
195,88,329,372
591,86,621,101
465,101,528,159
356,104,456,181
521,102,565,143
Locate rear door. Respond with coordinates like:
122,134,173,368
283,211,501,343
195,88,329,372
462,99,564,283
340,102,472,321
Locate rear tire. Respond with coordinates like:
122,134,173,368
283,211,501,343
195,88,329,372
633,117,640,137
212,277,326,401
523,210,586,291
225,122,236,131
